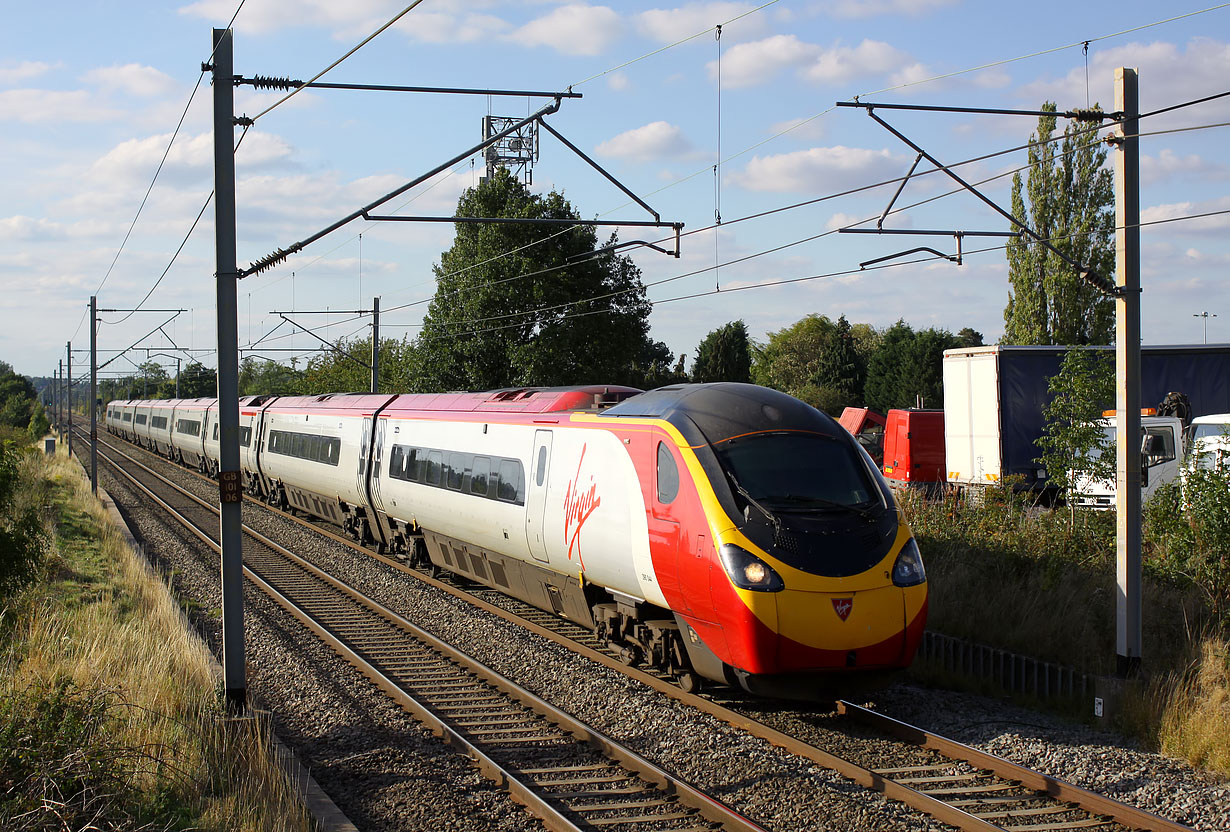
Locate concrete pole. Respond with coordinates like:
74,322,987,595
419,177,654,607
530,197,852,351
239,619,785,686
90,295,98,494
212,27,246,714
1114,67,1142,678
370,296,380,394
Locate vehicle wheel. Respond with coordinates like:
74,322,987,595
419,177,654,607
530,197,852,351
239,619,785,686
676,671,702,694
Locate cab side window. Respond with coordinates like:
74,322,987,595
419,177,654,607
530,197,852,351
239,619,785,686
657,442,679,504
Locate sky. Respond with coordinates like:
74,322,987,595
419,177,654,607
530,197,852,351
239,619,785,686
3,0,1230,382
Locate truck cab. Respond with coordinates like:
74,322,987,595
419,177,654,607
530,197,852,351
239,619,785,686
1185,413,1230,471
1072,413,1183,509
838,407,887,467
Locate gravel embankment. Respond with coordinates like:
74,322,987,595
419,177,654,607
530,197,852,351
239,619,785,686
102,442,1229,831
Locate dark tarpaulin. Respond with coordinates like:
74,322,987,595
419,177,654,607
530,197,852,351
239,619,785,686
994,345,1230,487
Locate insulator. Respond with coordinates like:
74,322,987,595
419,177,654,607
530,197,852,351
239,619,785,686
247,75,301,91
1070,108,1107,123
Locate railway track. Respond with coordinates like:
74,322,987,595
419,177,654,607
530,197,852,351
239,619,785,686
81,428,1200,832
87,431,769,832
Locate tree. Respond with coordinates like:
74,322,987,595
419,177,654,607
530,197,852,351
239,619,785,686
691,321,752,384
176,363,217,398
752,314,835,394
811,315,863,412
416,169,657,391
238,357,303,396
0,362,38,432
134,361,169,398
864,321,958,412
956,327,984,347
1002,103,1114,345
1035,348,1115,521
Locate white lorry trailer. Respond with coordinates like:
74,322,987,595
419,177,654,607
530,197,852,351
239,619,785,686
943,344,1230,495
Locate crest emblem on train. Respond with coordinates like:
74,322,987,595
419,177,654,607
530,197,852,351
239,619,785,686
832,598,853,621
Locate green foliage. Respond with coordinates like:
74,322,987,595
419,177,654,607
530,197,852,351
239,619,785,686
751,313,865,411
0,362,39,433
1036,348,1115,497
238,357,304,396
1002,103,1114,346
26,403,49,440
0,441,48,602
0,678,192,831
1146,469,1230,616
691,320,752,383
811,314,863,412
415,169,658,391
173,363,216,399
863,320,957,411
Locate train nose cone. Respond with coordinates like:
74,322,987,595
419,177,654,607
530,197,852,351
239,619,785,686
774,585,926,671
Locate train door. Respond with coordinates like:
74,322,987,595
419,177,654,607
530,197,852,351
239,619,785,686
357,417,372,497
370,419,386,511
525,430,553,563
648,433,695,612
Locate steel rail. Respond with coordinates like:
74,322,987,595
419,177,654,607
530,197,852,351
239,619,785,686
87,432,769,832
86,427,1199,832
837,701,1193,832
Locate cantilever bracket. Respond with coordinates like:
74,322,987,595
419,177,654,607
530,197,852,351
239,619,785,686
837,101,1118,297
859,246,957,269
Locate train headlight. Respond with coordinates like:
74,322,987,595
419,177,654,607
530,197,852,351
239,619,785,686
891,538,926,587
719,544,784,592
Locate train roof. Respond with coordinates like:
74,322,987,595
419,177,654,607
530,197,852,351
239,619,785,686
601,382,843,445
380,385,643,417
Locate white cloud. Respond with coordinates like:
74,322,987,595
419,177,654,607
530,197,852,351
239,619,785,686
89,130,294,189
817,0,959,19
1141,197,1230,235
83,64,177,97
179,0,393,36
1140,149,1229,187
608,72,630,92
803,39,911,85
0,215,66,241
728,146,906,193
636,3,762,43
0,89,117,123
1019,38,1230,121
596,121,694,161
399,11,510,44
507,4,623,56
0,61,55,85
712,34,819,88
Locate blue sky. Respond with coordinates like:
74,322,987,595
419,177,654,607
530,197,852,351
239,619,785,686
3,0,1229,381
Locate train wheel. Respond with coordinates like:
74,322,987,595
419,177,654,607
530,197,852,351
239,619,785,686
676,671,702,694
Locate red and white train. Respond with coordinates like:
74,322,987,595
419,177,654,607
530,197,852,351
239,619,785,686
107,382,928,696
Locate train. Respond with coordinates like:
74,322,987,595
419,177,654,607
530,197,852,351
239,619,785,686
105,382,928,697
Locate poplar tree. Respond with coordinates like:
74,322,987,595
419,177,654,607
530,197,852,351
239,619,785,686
1002,103,1114,346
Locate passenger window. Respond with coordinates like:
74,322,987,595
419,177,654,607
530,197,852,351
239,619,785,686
447,451,466,490
406,448,421,481
471,457,491,497
536,446,548,487
425,451,443,486
497,459,519,502
657,442,680,504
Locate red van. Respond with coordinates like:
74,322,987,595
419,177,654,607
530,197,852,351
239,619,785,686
882,409,945,486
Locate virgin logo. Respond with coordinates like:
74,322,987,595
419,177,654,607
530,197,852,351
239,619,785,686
832,598,854,621
564,444,601,568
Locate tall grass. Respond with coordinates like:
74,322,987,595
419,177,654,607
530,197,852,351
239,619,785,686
0,448,316,831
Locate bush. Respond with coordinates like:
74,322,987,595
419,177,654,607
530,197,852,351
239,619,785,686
1146,470,1230,617
0,441,48,601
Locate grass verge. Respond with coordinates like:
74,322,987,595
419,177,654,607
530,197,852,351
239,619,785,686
0,445,316,831
900,484,1230,778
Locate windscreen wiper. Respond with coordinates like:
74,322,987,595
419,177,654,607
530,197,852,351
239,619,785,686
725,470,781,529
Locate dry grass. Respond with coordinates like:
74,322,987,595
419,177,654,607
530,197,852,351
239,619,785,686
1,447,316,831
1152,635,1230,776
